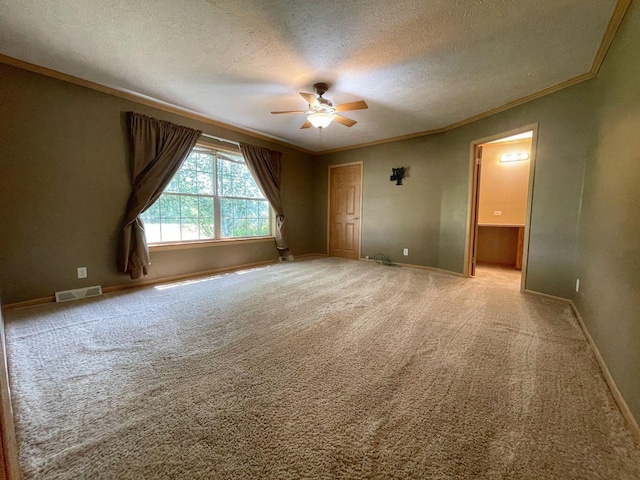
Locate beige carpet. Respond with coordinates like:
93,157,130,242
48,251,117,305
4,257,640,479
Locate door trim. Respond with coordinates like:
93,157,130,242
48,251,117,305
469,145,483,277
327,162,363,259
0,310,20,480
463,123,539,292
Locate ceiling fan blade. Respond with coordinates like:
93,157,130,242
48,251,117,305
271,110,307,114
334,100,368,112
299,92,319,107
300,120,312,129
333,115,357,127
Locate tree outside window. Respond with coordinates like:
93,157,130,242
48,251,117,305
141,146,270,243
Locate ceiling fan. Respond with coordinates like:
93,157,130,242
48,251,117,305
271,83,368,129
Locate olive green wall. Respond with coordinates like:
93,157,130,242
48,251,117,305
316,81,596,298
315,135,468,270
575,1,640,422
0,64,316,304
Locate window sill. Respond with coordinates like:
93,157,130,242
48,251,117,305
148,236,275,252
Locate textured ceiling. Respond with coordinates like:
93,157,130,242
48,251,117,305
0,0,619,152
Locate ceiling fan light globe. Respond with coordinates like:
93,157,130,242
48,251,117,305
308,112,334,129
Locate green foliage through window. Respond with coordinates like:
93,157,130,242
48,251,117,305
140,146,270,243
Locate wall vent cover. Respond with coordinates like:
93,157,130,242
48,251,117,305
55,285,103,302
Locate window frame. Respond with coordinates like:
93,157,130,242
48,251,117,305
143,142,274,249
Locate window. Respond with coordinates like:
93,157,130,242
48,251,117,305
141,145,271,244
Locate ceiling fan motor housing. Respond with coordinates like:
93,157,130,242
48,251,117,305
313,82,330,96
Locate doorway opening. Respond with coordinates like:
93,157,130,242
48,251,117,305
466,126,537,291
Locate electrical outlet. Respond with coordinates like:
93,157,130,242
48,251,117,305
493,210,502,216
77,267,87,279
576,278,580,293
403,248,408,256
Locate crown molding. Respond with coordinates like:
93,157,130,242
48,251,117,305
591,0,633,75
314,0,632,156
0,0,631,157
316,72,594,155
0,54,314,156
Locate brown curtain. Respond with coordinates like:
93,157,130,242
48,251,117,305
238,143,289,257
119,112,202,279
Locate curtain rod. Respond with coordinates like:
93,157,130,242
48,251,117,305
200,133,240,146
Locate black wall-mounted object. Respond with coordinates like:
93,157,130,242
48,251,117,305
390,167,405,185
